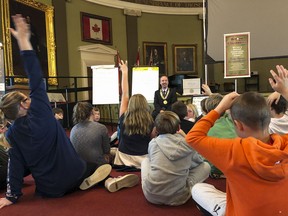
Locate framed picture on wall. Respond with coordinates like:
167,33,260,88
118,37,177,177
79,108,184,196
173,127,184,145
81,12,112,45
143,42,168,75
1,0,57,85
173,44,197,74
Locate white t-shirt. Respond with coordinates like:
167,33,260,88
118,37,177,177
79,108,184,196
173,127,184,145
269,114,288,135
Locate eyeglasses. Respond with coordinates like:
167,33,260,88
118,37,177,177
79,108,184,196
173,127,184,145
22,97,29,103
0,121,9,130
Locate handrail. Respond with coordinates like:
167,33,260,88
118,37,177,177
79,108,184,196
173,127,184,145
5,75,118,128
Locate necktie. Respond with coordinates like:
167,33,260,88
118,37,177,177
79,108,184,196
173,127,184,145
163,90,166,97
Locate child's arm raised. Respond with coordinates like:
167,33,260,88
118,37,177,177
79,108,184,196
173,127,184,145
119,60,129,117
269,65,288,101
214,92,239,115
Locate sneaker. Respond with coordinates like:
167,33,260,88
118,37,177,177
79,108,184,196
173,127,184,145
105,174,139,192
209,173,226,179
79,164,112,190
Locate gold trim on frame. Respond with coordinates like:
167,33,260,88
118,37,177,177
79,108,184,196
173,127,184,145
1,0,57,85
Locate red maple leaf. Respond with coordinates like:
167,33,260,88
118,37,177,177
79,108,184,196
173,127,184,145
92,24,100,33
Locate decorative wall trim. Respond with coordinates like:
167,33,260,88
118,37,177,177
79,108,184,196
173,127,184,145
78,44,117,100
84,0,204,15
78,44,117,74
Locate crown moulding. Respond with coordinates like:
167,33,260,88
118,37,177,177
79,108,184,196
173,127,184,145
83,0,205,15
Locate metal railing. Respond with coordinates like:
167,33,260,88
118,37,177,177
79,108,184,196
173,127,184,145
5,75,119,128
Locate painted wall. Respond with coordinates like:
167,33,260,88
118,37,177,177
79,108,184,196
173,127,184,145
65,1,127,76
138,13,203,77
2,0,287,93
213,57,288,93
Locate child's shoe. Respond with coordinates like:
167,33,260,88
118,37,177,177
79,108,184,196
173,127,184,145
79,164,112,190
105,174,139,192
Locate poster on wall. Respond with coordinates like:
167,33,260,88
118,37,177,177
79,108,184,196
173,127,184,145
132,67,159,103
92,65,119,104
224,32,250,78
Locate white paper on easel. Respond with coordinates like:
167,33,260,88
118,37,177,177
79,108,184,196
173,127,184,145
92,65,119,104
182,78,201,95
132,67,159,103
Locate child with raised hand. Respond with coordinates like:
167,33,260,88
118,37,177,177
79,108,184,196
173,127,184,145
141,111,210,206
0,14,112,209
268,94,288,135
186,87,288,215
269,65,288,101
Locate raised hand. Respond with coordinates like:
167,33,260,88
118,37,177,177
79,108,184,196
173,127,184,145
267,91,281,106
201,84,212,96
9,14,32,51
269,65,288,101
215,92,239,115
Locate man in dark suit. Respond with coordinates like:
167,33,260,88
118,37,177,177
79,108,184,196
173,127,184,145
152,75,177,119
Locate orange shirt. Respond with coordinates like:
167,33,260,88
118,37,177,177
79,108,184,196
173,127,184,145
186,110,288,216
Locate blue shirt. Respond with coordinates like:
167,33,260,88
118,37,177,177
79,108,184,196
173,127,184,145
6,51,86,202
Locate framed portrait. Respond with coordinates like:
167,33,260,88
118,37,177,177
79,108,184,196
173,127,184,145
173,44,197,74
143,42,167,75
81,12,112,45
1,0,57,85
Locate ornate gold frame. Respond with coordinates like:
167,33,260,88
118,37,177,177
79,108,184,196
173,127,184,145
1,0,57,85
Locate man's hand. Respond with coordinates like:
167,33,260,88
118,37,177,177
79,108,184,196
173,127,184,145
9,14,32,51
0,198,13,209
269,65,288,101
215,92,239,115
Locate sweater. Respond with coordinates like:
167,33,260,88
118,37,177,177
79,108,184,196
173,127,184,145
142,133,204,205
70,121,110,166
186,110,288,216
5,51,85,203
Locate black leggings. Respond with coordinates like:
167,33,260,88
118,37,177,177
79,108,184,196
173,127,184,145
0,147,8,190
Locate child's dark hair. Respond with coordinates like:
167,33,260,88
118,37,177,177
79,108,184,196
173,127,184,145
93,107,100,112
171,101,187,119
271,96,288,115
230,92,271,130
155,111,180,135
52,107,63,115
72,102,93,125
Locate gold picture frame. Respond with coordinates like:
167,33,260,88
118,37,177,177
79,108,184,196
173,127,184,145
173,44,197,74
143,42,167,76
1,0,57,85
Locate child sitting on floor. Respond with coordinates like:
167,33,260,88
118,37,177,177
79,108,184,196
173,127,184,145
268,94,288,135
186,65,288,215
141,111,210,206
205,93,237,179
92,107,118,145
52,107,64,126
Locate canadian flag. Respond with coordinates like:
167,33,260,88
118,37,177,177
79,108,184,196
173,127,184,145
83,16,110,42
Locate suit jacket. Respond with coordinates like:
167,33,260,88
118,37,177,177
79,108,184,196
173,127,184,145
152,88,177,118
